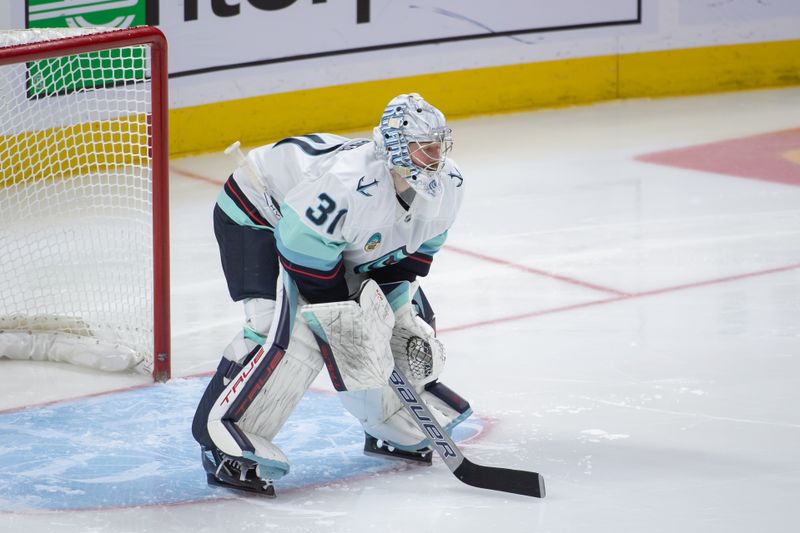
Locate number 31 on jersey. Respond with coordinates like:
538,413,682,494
306,193,347,235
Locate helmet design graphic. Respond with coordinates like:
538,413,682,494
374,93,453,200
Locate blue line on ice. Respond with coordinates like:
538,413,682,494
0,377,482,511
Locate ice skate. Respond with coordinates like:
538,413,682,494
201,447,276,497
363,433,433,465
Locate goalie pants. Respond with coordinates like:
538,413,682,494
213,203,280,302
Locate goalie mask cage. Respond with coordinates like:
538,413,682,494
0,26,170,381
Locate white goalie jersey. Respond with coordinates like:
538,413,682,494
219,133,465,295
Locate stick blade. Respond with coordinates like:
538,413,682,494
453,458,545,498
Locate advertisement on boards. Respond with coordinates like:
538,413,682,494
24,1,158,97
159,0,640,78
24,0,640,78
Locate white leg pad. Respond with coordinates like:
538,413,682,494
237,324,322,442
206,323,323,478
204,273,323,479
238,328,322,478
339,386,465,450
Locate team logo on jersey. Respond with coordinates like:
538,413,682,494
364,233,382,252
355,246,411,273
357,176,379,197
448,169,464,187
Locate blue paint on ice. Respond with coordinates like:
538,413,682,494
0,377,482,511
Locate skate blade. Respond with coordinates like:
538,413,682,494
206,473,276,497
363,439,433,465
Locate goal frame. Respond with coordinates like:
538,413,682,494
0,26,170,381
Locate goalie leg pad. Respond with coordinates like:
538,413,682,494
192,347,257,450
193,343,298,479
300,279,395,391
235,328,323,474
193,295,277,449
339,381,472,451
193,273,323,480
206,328,323,479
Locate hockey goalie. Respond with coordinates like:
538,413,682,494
191,94,472,496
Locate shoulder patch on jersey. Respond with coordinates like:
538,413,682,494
364,232,382,252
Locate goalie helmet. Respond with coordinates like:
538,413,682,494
374,93,453,201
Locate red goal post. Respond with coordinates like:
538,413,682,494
0,26,170,381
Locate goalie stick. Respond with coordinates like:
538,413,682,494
388,368,546,498
224,141,282,221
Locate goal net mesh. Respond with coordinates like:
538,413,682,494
0,27,156,373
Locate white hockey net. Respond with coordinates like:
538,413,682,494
0,27,169,379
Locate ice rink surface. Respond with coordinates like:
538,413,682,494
2,87,799,532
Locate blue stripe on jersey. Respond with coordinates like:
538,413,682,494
216,190,273,230
273,137,343,156
417,230,448,255
275,206,344,271
223,176,270,226
302,134,325,143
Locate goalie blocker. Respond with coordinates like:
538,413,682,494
191,275,471,495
